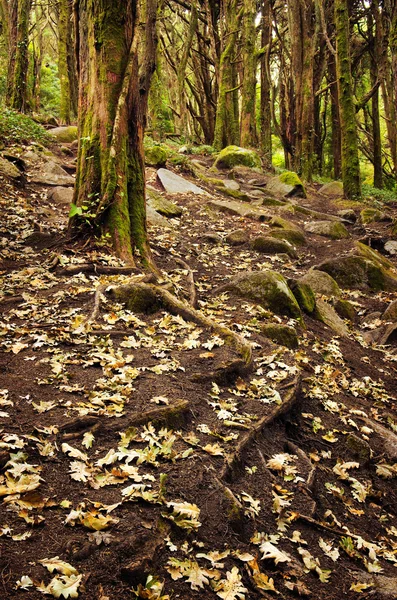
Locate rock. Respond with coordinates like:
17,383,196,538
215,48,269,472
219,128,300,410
269,217,306,246
334,299,356,322
362,418,397,460
146,204,175,229
363,323,397,346
21,149,42,164
251,236,297,258
319,255,397,291
24,232,55,249
146,187,182,218
289,280,316,314
354,241,395,270
48,186,74,206
178,145,189,154
219,270,302,319
382,300,397,321
299,269,341,298
260,324,299,349
207,198,271,221
201,232,222,244
304,220,349,240
315,299,349,336
384,240,397,256
261,197,286,207
31,161,75,186
157,168,206,195
267,171,306,198
247,189,264,198
346,434,372,464
213,145,262,170
48,126,78,143
223,179,240,191
319,181,344,197
145,145,168,167
225,229,249,246
337,209,356,222
0,156,22,180
360,207,386,225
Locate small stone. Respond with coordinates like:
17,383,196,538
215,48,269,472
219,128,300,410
0,156,22,180
260,324,299,349
270,229,306,246
319,181,344,197
146,205,175,229
384,241,397,256
299,270,341,298
251,236,297,258
48,187,74,206
207,198,271,220
315,299,349,336
225,229,249,246
337,209,356,222
334,299,356,322
267,171,306,198
146,187,182,218
201,233,222,244
223,179,240,191
247,189,265,198
304,220,349,240
31,161,75,186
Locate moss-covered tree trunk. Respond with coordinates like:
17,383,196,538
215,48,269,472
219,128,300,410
8,0,32,112
369,7,382,189
334,0,361,199
70,0,159,265
58,0,73,124
240,0,257,148
213,0,241,150
259,0,272,168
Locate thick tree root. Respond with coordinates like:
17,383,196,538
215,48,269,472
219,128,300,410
58,264,140,276
108,399,190,431
108,282,253,370
219,375,301,481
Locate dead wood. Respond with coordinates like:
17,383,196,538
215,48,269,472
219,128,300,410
220,375,301,481
295,513,347,537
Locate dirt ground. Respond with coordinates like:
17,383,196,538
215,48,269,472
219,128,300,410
1,145,397,600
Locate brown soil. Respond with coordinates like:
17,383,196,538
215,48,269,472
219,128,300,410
1,148,397,600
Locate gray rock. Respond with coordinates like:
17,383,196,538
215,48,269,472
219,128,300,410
219,270,302,319
223,179,240,191
315,299,349,336
21,149,42,164
346,434,372,464
31,161,75,186
382,300,397,321
247,189,265,198
251,236,297,258
48,186,74,205
0,156,22,180
318,253,397,291
337,209,356,222
267,171,306,198
146,187,182,218
362,323,397,346
319,181,344,197
226,229,249,246
201,233,222,244
299,269,341,298
146,204,175,229
157,168,206,195
304,220,349,239
384,240,397,256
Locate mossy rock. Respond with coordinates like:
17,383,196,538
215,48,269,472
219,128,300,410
346,434,371,463
217,186,249,201
145,145,168,167
251,236,297,258
261,197,286,207
213,145,262,170
269,229,306,246
226,229,249,246
270,216,302,232
382,300,397,322
315,299,349,336
390,221,397,239
109,285,160,314
304,220,349,240
289,280,316,314
146,188,182,218
334,299,356,322
360,208,385,225
299,269,341,298
267,171,306,198
354,241,395,271
48,126,78,143
319,181,344,197
318,255,397,291
220,270,302,319
260,324,299,349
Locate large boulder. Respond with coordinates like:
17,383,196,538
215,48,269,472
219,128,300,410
304,220,349,240
48,126,78,143
31,161,75,186
0,156,22,180
145,145,168,167
213,145,262,170
260,324,299,349
146,187,182,218
299,269,341,298
157,168,206,195
318,255,397,291
319,181,344,197
267,171,306,198
218,270,302,319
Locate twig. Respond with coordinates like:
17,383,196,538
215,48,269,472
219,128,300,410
294,513,347,537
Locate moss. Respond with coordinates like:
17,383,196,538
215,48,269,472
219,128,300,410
260,324,299,349
269,229,306,246
261,197,286,207
270,216,302,232
146,188,182,218
144,145,168,167
214,145,262,170
112,284,160,313
360,208,384,225
299,269,341,298
354,242,395,271
332,199,363,210
216,186,249,201
289,280,316,314
319,254,397,291
279,171,303,187
334,299,356,322
49,126,78,143
251,236,297,258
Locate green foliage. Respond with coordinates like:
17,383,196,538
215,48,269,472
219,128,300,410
39,62,61,115
190,145,216,156
362,184,397,205
0,108,49,146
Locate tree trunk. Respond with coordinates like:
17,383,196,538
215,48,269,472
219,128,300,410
259,0,272,169
369,8,382,189
334,0,361,199
70,0,159,265
58,0,73,124
327,51,342,179
7,0,31,112
240,0,257,148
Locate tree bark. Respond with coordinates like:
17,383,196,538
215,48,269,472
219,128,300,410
240,0,258,148
259,0,272,169
334,0,361,199
70,0,159,265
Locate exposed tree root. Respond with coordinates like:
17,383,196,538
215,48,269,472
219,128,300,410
108,282,253,371
108,399,190,431
58,264,140,276
294,513,347,537
219,375,301,481
285,440,317,490
59,416,99,434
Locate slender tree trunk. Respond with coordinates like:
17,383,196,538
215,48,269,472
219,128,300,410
369,8,382,189
71,0,159,265
259,0,272,169
240,0,257,147
8,0,32,112
334,0,361,199
58,0,73,124
327,51,342,179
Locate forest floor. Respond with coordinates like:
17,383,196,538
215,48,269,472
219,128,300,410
1,141,397,600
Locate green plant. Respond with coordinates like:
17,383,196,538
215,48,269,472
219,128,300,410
0,108,50,146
